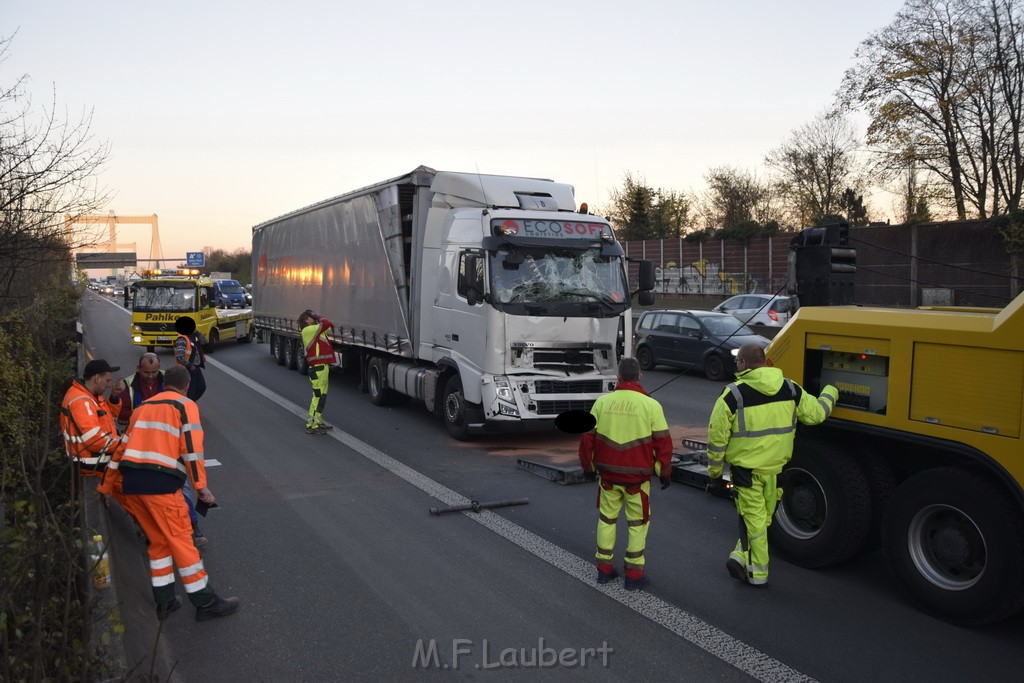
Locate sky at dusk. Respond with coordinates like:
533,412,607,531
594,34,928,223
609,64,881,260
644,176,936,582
7,0,907,264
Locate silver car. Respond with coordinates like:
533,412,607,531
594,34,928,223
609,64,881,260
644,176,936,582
712,294,798,327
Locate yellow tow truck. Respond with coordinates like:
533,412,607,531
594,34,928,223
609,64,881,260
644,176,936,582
128,269,253,353
767,275,1024,624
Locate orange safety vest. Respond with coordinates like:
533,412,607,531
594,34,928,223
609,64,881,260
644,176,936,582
60,380,121,474
118,390,207,490
175,332,204,368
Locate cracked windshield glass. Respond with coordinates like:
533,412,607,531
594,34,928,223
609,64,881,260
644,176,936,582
490,247,626,305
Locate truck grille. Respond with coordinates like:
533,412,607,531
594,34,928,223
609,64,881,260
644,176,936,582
534,380,604,394
535,399,597,415
137,322,178,333
532,349,596,372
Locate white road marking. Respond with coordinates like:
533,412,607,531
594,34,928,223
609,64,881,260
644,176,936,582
209,355,815,683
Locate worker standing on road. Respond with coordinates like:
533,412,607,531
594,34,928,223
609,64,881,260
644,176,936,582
60,359,128,508
114,351,207,547
707,343,838,587
174,316,207,401
117,365,238,621
298,309,336,434
578,357,673,590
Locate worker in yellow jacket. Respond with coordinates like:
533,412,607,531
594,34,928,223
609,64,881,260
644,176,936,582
707,344,838,587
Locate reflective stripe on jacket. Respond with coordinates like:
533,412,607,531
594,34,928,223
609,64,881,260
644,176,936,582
707,366,838,477
578,381,673,485
302,318,336,365
60,381,121,470
118,390,207,489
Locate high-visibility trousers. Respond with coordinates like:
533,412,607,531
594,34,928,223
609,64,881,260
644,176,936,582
595,479,651,580
306,364,329,427
729,472,780,586
124,491,215,608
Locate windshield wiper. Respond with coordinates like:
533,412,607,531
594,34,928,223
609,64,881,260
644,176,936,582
560,288,617,314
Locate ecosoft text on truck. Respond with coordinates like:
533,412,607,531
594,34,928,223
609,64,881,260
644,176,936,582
251,166,655,439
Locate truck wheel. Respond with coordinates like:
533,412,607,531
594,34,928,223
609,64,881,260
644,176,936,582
703,354,726,381
769,440,872,567
858,451,897,554
636,346,655,371
283,338,298,370
274,334,286,366
296,349,308,375
882,466,1024,625
205,329,219,354
442,374,475,441
366,356,394,406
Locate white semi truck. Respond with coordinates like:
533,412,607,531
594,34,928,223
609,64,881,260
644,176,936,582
251,166,655,439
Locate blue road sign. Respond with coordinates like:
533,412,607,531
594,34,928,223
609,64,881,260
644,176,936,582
186,251,205,268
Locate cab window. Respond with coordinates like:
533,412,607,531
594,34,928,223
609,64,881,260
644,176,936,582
457,252,484,298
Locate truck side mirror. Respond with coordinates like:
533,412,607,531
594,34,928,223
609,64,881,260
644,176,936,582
637,291,655,306
638,260,656,291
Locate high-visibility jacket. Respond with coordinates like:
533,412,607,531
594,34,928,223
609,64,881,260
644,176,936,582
174,333,205,369
60,380,122,473
579,381,673,485
302,317,336,366
118,390,207,491
707,366,838,477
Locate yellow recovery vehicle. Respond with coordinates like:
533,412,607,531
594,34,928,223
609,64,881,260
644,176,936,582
128,269,253,353
766,225,1024,624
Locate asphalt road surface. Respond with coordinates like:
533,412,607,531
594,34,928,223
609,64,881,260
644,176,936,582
80,291,1024,682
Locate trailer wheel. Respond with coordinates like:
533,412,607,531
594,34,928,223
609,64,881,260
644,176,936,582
273,334,286,366
636,346,656,371
283,337,298,370
205,329,219,354
703,354,726,381
769,440,872,567
882,466,1024,625
442,375,475,441
366,356,394,406
295,349,308,376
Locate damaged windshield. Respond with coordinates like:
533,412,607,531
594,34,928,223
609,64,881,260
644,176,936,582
489,246,627,306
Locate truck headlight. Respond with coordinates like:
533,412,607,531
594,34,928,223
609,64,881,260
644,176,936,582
494,377,513,401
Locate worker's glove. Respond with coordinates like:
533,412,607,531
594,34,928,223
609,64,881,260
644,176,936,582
660,475,672,490
583,470,598,483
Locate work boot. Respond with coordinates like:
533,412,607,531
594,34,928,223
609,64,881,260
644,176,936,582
624,575,650,591
195,595,240,622
156,596,182,621
320,422,334,430
305,425,327,435
193,532,208,547
726,558,749,583
596,568,619,585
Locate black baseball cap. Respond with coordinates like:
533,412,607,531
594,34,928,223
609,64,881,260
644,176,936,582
83,359,120,379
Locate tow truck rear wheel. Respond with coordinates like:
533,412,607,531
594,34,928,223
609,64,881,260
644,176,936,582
273,334,286,365
882,466,1024,625
769,440,872,567
283,337,298,370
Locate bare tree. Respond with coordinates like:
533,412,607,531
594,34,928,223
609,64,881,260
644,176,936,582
700,166,780,230
766,111,864,226
0,33,110,305
840,0,1024,220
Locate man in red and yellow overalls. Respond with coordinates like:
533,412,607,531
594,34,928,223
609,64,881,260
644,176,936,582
579,357,673,590
299,309,336,434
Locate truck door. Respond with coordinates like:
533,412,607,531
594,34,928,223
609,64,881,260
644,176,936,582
433,248,486,377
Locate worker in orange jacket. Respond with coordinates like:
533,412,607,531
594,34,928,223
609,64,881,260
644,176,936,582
60,359,129,509
117,365,238,621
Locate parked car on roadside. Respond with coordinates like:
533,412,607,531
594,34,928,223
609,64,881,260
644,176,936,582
213,279,248,308
633,309,770,380
712,293,798,328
